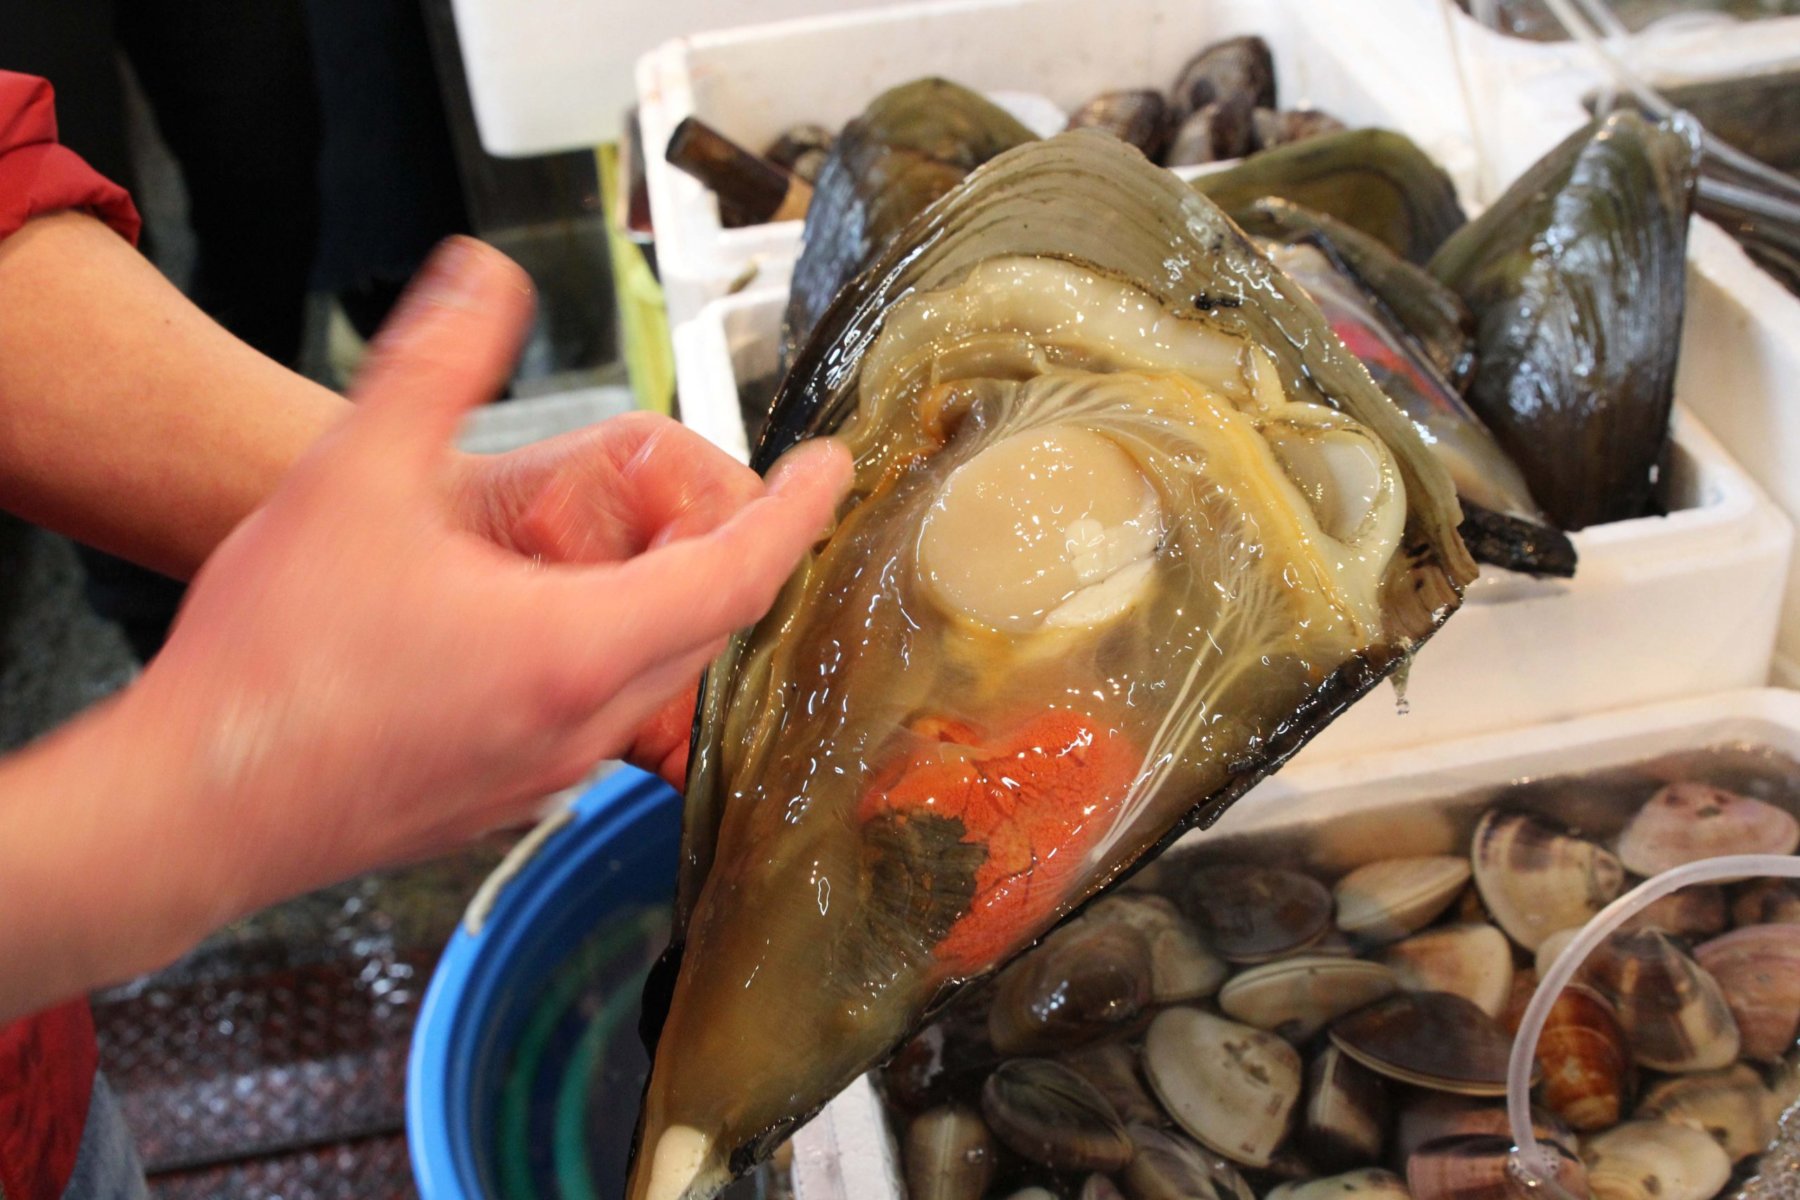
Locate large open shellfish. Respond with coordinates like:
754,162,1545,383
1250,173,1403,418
627,131,1474,1200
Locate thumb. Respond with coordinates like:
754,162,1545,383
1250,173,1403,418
347,238,536,475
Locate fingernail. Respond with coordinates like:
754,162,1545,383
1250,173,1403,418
402,237,489,316
767,438,849,494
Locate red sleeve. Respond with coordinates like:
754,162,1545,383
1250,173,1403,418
0,71,141,247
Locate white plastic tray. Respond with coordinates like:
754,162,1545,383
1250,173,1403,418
635,0,1487,325
793,685,1800,1200
672,281,1791,757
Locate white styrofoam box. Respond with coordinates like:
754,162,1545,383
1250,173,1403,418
793,685,1800,1200
446,0,902,157
636,0,1490,325
672,283,1792,756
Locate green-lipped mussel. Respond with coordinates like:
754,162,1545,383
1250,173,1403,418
626,131,1475,1200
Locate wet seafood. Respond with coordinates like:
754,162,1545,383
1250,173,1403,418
630,130,1472,1200
1329,991,1522,1096
1428,111,1702,531
1616,782,1800,876
1122,1124,1254,1200
1535,984,1631,1132
1693,924,1800,1062
1379,923,1513,1019
1408,1132,1587,1200
1616,886,1729,940
906,1105,998,1200
1170,36,1274,120
1057,1040,1162,1127
981,1058,1133,1172
1193,128,1467,264
1302,1046,1389,1172
765,123,834,184
780,79,1034,361
988,920,1153,1056
1731,878,1800,927
1164,96,1255,167
1083,894,1226,1003
1253,108,1348,151
1470,811,1625,951
1587,930,1741,1073
1175,864,1334,964
1066,91,1170,159
1217,956,1398,1042
1636,1063,1779,1162
1143,1007,1301,1167
1333,856,1471,943
1582,1119,1733,1200
1268,1168,1409,1200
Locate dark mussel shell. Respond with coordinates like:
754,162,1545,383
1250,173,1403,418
1163,93,1255,167
780,78,1034,363
1428,110,1702,531
1192,128,1467,265
1067,90,1172,160
1170,35,1275,118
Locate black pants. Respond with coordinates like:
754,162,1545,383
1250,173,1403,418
3,0,323,658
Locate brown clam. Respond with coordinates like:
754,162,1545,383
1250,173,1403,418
1731,878,1800,928
1330,991,1525,1096
1066,90,1171,160
1393,1095,1576,1168
1533,928,1583,981
1163,97,1254,167
1471,810,1625,951
1636,1063,1779,1162
1694,923,1800,1063
904,1105,997,1200
1121,1123,1254,1200
1380,923,1514,1019
1217,955,1398,1042
1303,1045,1389,1172
1408,1133,1587,1200
1085,894,1227,1003
980,1058,1133,1172
1617,885,1729,939
989,920,1153,1056
1251,108,1348,151
1535,983,1631,1132
1500,968,1538,1036
1334,856,1472,944
1057,1040,1163,1127
1143,1007,1301,1167
1588,930,1741,1073
1178,864,1333,964
1582,1119,1733,1200
1615,782,1800,877
1267,1168,1410,1200
1169,35,1274,118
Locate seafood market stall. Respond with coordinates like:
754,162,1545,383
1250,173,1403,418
409,2,1800,1199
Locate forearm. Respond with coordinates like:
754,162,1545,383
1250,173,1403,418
0,685,237,1020
0,212,349,579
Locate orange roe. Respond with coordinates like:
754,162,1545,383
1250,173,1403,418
859,710,1139,973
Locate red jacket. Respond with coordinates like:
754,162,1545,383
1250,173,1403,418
0,69,143,1200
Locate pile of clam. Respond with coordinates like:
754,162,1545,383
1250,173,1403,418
880,781,1800,1200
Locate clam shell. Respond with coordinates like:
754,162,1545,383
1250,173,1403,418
1085,894,1227,1003
1731,878,1800,928
1267,1169,1409,1200
1143,1007,1301,1167
1303,1045,1389,1173
1636,1063,1779,1162
905,1105,997,1200
981,1058,1133,1172
1179,864,1333,964
1393,1095,1575,1168
1380,923,1514,1019
1694,923,1800,1063
1408,1133,1586,1200
1500,968,1538,1036
1534,927,1583,981
1588,930,1741,1073
1536,983,1630,1132
1334,855,1471,943
1218,955,1399,1042
1329,991,1524,1096
1121,1123,1254,1200
989,920,1153,1056
1616,885,1729,939
1616,782,1800,877
1582,1119,1733,1200
1058,1040,1164,1127
1471,810,1625,951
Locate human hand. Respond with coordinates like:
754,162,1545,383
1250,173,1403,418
447,412,773,785
124,237,850,921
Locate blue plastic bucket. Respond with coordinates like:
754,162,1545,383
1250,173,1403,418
407,767,680,1199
